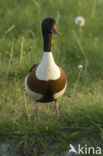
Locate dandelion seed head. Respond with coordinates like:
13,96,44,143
78,64,83,71
75,16,85,27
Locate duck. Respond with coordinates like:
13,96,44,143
25,17,67,120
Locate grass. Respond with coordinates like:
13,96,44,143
0,0,103,155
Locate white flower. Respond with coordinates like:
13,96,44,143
78,64,83,70
75,16,85,27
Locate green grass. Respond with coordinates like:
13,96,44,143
0,0,103,155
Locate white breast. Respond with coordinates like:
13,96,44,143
35,52,61,81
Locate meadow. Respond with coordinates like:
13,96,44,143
0,0,103,155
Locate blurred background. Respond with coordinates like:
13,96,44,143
0,0,103,155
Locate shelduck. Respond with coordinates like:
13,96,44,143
25,18,67,120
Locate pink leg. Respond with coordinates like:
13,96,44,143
54,99,59,119
36,104,40,121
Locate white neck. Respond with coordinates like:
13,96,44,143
41,52,55,66
36,52,61,80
